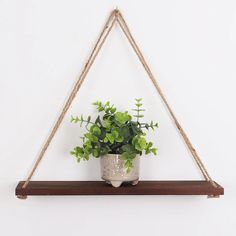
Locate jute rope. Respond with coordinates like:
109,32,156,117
116,11,216,187
22,10,118,189
22,9,216,189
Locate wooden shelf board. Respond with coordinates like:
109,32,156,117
15,180,224,197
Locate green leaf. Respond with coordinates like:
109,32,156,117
135,103,143,107
133,115,144,118
115,112,132,125
84,133,98,142
92,101,101,106
90,125,101,136
110,108,116,113
119,126,130,139
115,136,124,142
84,140,92,149
70,116,74,122
95,116,102,126
147,142,153,148
138,137,147,149
135,98,142,102
103,119,111,129
92,149,99,157
105,133,115,144
121,144,133,152
124,159,133,173
151,148,157,155
105,101,110,107
111,130,119,139
70,115,79,123
87,116,91,124
104,137,108,143
133,135,147,151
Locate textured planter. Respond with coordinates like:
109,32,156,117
100,154,140,187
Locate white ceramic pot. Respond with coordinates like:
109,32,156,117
100,154,140,187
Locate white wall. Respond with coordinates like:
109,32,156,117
1,0,236,235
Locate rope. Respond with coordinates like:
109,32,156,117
22,9,216,189
116,11,216,187
22,10,118,189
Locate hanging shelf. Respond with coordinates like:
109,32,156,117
16,9,224,199
16,181,223,197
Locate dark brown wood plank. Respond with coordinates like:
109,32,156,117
15,181,224,197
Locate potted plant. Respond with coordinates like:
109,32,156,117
70,99,158,187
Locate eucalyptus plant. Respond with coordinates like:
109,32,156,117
70,99,158,172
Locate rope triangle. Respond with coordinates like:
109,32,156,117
22,9,216,189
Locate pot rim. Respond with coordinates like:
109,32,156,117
101,153,140,158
